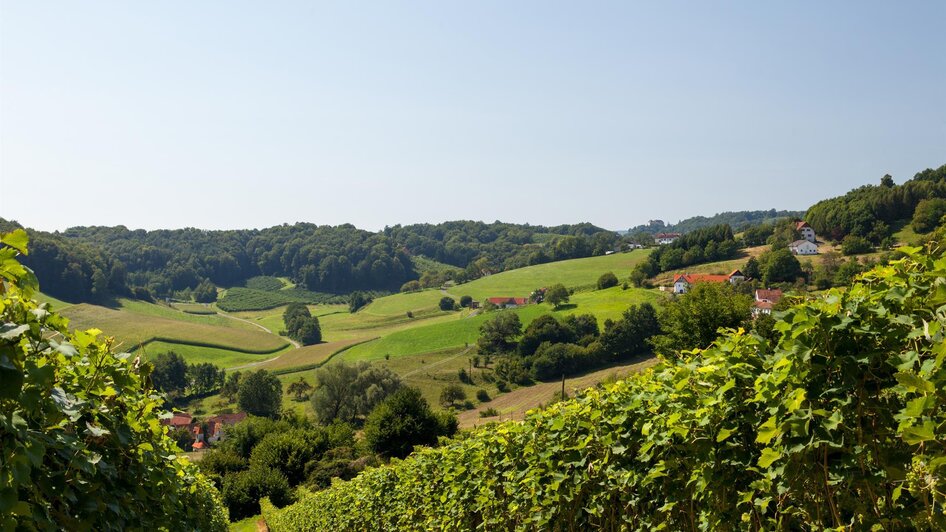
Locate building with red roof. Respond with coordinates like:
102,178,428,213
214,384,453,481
753,288,783,315
672,270,745,294
486,297,529,308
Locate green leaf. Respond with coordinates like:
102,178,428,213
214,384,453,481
757,448,781,468
716,427,734,442
901,422,936,445
895,371,935,393
1,229,29,255
756,416,780,444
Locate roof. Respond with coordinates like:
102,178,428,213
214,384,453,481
673,273,737,284
790,239,817,247
206,412,248,425
192,441,206,450
162,412,193,427
754,301,775,310
796,221,811,230
654,232,681,239
729,269,744,277
486,297,529,306
755,289,783,302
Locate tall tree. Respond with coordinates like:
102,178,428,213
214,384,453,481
237,370,283,418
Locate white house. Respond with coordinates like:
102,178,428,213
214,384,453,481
796,221,816,243
672,270,745,294
654,232,681,245
790,239,819,255
752,288,783,316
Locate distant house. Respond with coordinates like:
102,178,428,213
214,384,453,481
796,221,816,243
162,412,194,429
486,297,529,308
753,288,783,316
163,411,247,447
203,412,248,444
654,232,681,245
789,239,819,255
672,270,745,294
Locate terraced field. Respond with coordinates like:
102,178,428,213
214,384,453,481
59,301,290,355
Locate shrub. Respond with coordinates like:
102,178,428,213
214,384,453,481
400,280,421,293
364,387,450,459
249,429,329,486
439,384,467,407
479,407,500,418
476,389,491,402
459,295,473,308
222,467,294,520
439,296,457,311
841,234,873,255
596,271,619,289
495,379,509,393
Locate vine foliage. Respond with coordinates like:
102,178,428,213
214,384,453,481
265,237,946,530
0,230,228,530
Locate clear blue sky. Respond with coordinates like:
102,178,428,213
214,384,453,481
2,1,944,232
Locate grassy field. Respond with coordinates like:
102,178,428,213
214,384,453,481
139,341,291,368
257,337,371,371
35,292,75,311
334,286,666,363
59,301,289,355
447,249,651,301
457,356,658,428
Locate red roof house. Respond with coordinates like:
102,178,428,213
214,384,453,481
162,412,193,428
486,297,529,308
672,270,745,294
753,289,783,315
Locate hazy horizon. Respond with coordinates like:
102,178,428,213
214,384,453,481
2,2,944,232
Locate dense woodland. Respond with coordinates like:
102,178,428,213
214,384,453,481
627,209,804,237
805,164,946,242
0,219,617,304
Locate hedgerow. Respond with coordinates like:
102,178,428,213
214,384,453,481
0,230,229,530
264,240,946,530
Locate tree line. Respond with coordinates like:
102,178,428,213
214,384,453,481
0,218,622,304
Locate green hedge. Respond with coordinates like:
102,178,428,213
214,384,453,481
264,242,946,530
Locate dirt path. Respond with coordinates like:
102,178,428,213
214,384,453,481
458,357,657,429
215,311,301,348
227,354,283,371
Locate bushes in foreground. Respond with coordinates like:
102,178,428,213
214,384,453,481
265,241,946,530
0,230,228,530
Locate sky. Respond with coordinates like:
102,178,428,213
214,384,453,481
1,1,944,233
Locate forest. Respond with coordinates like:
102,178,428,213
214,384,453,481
0,219,619,304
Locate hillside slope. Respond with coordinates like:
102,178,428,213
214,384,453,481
263,243,946,530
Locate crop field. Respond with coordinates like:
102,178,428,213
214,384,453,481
216,286,349,312
59,302,289,355
171,302,217,315
258,337,371,372
457,356,658,428
334,286,666,362
138,341,290,368
448,249,651,301
244,275,286,291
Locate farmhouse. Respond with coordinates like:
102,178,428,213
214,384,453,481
753,288,783,316
790,239,819,255
486,297,529,308
162,411,248,448
654,232,681,245
796,221,816,243
672,270,745,294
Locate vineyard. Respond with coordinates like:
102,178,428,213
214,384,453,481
216,287,349,312
263,242,946,530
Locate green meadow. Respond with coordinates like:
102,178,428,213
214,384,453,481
446,249,651,301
